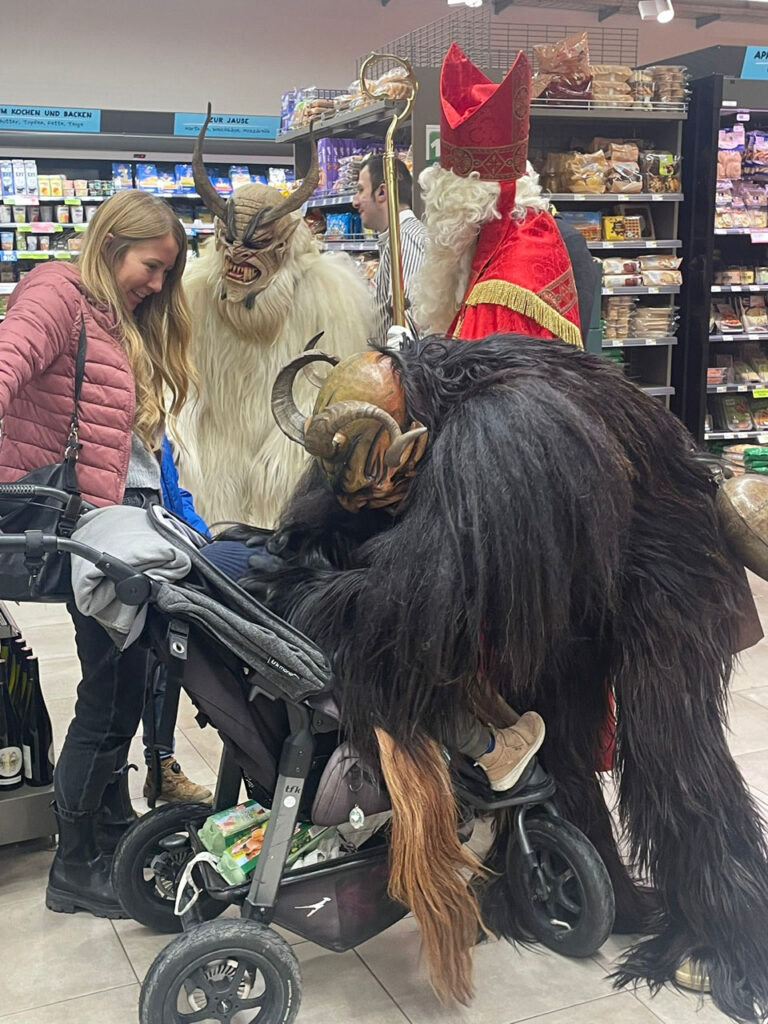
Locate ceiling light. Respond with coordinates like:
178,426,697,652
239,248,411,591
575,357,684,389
638,0,674,20
447,0,483,6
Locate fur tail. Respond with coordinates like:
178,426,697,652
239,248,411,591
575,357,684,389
375,727,485,1005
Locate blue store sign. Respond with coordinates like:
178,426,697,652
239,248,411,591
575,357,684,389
173,111,280,140
741,47,768,80
0,105,101,132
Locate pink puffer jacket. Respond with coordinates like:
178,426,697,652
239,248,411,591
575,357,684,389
0,263,135,506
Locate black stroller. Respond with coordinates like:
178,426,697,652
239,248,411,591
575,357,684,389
0,484,615,1024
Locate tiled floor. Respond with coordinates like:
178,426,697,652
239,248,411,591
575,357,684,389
2,577,768,1024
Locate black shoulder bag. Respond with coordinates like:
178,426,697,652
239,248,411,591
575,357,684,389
0,321,89,602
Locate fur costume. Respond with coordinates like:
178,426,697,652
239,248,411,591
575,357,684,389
175,108,375,528
259,334,768,1022
413,44,581,347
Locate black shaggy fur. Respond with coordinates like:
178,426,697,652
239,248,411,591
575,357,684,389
244,333,768,1023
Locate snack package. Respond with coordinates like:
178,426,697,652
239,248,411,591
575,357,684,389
607,161,643,194
135,163,159,193
556,210,601,241
638,255,683,271
641,151,681,193
534,31,590,78
216,822,331,886
112,163,134,191
640,270,682,287
740,294,768,332
565,150,608,194
602,215,643,241
602,258,640,275
199,800,270,857
718,125,745,179
603,274,643,288
719,395,754,432
712,301,743,333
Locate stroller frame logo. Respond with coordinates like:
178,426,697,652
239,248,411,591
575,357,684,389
294,896,332,917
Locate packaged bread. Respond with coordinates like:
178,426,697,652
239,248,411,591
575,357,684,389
590,64,632,79
638,255,683,271
604,274,643,288
607,161,643,193
565,150,608,193
534,31,590,78
602,258,640,275
641,270,682,286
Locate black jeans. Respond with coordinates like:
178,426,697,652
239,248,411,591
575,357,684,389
54,603,149,812
53,486,157,813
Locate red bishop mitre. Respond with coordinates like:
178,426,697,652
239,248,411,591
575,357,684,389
440,42,531,183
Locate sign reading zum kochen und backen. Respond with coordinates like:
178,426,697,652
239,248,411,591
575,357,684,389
0,106,101,132
173,112,280,140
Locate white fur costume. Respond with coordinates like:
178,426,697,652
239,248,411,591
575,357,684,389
177,218,375,528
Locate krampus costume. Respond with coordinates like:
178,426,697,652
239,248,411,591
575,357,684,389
414,44,584,346
257,333,768,1022
176,107,375,527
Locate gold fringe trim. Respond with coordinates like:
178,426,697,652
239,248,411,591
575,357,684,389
375,728,487,1006
465,279,583,349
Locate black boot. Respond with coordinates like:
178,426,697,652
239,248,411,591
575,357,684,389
96,763,139,857
46,805,128,918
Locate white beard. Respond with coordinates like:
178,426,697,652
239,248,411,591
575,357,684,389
412,164,550,335
176,226,376,529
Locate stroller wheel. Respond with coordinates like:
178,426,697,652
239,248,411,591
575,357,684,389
111,801,225,933
139,919,301,1024
507,816,614,957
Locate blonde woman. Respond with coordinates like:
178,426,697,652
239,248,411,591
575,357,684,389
0,190,197,917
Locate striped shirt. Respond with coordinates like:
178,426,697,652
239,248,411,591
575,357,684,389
373,209,427,346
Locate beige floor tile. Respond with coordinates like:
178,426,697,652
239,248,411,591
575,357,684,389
293,941,410,1023
0,896,137,1013
36,653,82,702
180,720,224,774
736,748,768,793
726,693,768,755
634,981,742,1024
740,685,768,711
356,916,610,1024
112,917,184,982
0,983,140,1023
517,992,664,1024
0,836,55,908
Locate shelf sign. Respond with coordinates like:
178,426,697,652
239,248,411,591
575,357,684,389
741,47,768,80
425,125,440,167
753,389,768,399
173,112,280,140
751,230,768,244
0,105,100,133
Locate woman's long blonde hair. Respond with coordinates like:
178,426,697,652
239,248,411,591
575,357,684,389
78,190,193,451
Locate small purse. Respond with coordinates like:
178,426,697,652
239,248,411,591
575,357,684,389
0,321,88,602
311,741,390,827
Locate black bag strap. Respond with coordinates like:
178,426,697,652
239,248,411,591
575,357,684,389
65,319,87,462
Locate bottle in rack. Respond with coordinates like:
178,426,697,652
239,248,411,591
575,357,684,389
21,655,55,787
0,658,23,791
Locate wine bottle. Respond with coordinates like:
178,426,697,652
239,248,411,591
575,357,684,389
21,656,55,787
0,659,23,791
7,639,28,720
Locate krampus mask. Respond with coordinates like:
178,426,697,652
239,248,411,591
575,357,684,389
193,103,319,305
271,344,428,512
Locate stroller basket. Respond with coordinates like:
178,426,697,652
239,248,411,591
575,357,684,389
189,825,407,951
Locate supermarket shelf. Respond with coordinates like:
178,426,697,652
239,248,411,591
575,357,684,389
641,386,676,396
602,337,677,348
587,239,681,250
2,195,108,206
549,193,683,203
713,228,768,237
712,284,768,293
709,332,768,342
602,285,680,296
529,102,686,120
321,238,377,251
1,251,75,262
708,383,768,393
276,100,402,145
8,223,88,233
705,430,768,440
306,192,357,210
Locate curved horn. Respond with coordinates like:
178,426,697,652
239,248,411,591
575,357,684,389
271,350,339,445
384,424,428,468
249,122,319,233
302,332,333,388
304,400,403,460
192,103,228,222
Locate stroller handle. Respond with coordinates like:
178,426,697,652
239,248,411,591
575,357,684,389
0,531,153,605
0,482,97,511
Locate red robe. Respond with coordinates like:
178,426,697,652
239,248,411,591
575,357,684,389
450,183,583,347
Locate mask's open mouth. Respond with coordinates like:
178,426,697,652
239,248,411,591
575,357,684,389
224,257,260,283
